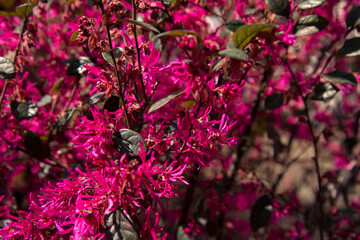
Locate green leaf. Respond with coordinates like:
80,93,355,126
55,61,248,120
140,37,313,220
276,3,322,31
265,92,284,110
151,30,203,45
51,78,64,93
323,71,357,86
102,47,123,66
266,0,290,17
15,2,37,17
295,14,329,36
218,48,249,61
0,57,15,79
0,11,17,16
233,24,275,49
309,82,339,101
149,90,185,113
297,0,326,9
225,19,245,32
338,38,360,57
116,19,160,33
10,100,38,121
346,5,360,28
70,30,79,41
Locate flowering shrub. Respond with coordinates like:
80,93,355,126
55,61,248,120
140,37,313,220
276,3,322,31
0,0,360,239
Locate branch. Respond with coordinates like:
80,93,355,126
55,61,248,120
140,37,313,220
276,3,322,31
98,1,132,129
282,59,324,240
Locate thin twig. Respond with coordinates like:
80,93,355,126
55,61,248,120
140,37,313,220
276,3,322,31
282,59,324,240
131,0,147,102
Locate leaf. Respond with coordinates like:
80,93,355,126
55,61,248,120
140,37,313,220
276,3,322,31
346,5,360,28
211,58,227,72
102,48,123,66
88,92,106,105
37,94,52,107
297,0,326,9
266,0,290,17
323,71,357,86
63,57,94,75
225,19,245,32
295,14,329,36
338,38,360,57
0,11,17,16
250,195,273,232
265,92,284,110
218,48,249,61
181,99,196,109
309,82,339,101
51,78,64,93
227,40,235,49
233,24,276,49
15,2,37,17
104,95,120,112
177,226,191,240
151,30,203,45
57,108,77,132
105,209,139,240
116,18,160,33
0,57,15,79
112,129,147,156
148,90,185,113
10,100,38,121
70,30,79,41
24,131,42,157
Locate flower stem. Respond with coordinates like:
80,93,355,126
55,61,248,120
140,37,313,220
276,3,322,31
131,0,147,102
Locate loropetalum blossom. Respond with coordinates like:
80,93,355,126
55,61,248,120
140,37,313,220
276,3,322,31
1,0,360,239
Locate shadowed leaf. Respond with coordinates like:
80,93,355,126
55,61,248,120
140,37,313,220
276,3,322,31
338,38,360,57
295,15,329,36
324,71,357,86
104,95,120,112
265,92,284,110
266,0,290,17
309,82,339,101
225,19,245,32
346,5,360,28
250,195,273,232
10,101,38,121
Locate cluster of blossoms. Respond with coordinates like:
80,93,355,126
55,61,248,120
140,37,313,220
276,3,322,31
0,0,360,239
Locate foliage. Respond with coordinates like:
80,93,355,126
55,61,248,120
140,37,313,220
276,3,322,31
0,0,360,239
